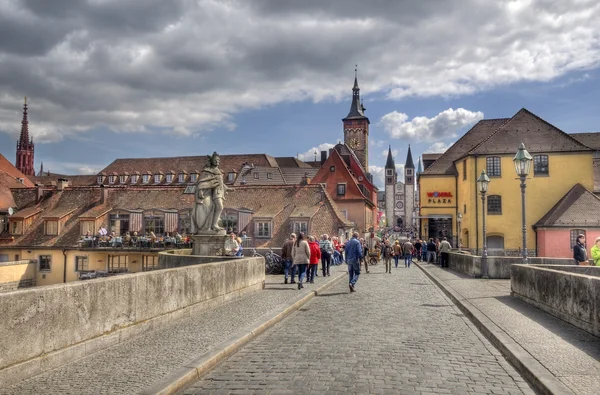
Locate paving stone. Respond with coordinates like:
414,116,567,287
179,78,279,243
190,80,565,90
181,264,534,395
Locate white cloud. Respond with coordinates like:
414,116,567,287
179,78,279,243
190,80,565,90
380,108,484,140
369,163,406,189
40,161,102,175
425,141,454,153
298,143,335,162
0,1,599,142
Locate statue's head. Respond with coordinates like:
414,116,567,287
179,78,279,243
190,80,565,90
207,151,220,167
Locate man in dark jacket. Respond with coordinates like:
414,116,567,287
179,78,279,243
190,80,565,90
281,233,297,283
345,232,364,292
573,234,588,265
426,238,437,264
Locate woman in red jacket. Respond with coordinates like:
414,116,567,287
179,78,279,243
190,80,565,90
307,235,322,284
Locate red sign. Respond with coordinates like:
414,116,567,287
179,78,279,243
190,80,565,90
426,191,453,198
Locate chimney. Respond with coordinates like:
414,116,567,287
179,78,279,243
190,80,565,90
320,151,327,165
57,178,69,191
100,185,108,204
36,184,44,203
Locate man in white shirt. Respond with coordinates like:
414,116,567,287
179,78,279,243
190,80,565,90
439,237,452,268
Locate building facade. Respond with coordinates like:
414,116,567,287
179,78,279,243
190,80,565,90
383,145,415,230
419,108,599,256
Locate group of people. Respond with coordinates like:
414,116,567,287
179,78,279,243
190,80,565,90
573,234,600,266
82,227,190,248
223,231,246,256
281,232,354,290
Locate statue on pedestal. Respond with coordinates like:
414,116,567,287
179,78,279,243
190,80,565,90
191,152,231,234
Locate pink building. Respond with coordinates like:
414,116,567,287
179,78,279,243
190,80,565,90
535,184,600,259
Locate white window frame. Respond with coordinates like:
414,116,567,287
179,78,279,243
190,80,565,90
154,174,161,183
190,173,198,182
119,175,127,184
108,175,116,184
166,174,173,183
97,176,103,185
131,175,139,183
178,173,186,183
75,256,89,272
292,221,308,234
227,172,235,182
337,183,346,196
45,220,59,236
253,172,259,179
255,221,271,238
142,174,150,184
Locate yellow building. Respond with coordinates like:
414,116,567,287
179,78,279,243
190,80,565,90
418,108,599,255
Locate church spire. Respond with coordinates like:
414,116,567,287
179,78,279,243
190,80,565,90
18,96,30,150
417,156,423,174
385,145,395,169
344,65,366,120
405,144,415,169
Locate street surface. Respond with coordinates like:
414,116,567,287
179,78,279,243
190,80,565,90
181,262,534,395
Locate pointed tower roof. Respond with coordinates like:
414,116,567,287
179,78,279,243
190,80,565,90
385,145,395,168
417,156,423,174
18,96,30,146
343,66,368,121
405,145,415,169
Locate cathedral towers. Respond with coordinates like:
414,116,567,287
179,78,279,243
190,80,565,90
343,68,370,171
404,145,415,230
16,97,35,176
384,146,397,227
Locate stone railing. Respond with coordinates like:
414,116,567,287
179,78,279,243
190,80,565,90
448,251,574,279
511,265,600,337
0,256,265,387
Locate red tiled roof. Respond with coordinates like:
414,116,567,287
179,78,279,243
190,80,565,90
534,184,600,228
0,153,34,187
30,175,97,187
10,206,44,219
99,154,279,177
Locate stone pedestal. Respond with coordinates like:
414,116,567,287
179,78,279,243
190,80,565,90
191,232,227,256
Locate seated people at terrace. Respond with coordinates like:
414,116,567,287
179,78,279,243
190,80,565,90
235,236,244,257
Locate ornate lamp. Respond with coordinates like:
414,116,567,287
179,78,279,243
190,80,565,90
477,170,490,278
513,143,533,264
456,212,462,249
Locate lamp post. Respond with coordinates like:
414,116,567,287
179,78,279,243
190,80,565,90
513,143,533,264
456,212,462,250
477,170,491,278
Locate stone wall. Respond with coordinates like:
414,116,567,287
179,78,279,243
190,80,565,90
448,251,575,279
0,256,265,387
511,265,600,337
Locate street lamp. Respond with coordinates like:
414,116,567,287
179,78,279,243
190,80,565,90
456,212,462,250
513,143,533,264
477,169,490,278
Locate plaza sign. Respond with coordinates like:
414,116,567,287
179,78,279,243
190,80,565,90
426,191,453,204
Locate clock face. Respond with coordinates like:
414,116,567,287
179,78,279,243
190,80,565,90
396,201,404,209
349,138,360,149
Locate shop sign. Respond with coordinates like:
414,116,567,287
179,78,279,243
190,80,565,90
426,191,453,204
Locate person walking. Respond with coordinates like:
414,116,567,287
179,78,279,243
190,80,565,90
292,232,310,289
591,236,600,266
573,234,588,266
382,240,393,274
426,238,437,264
360,238,370,273
319,234,334,276
414,239,422,262
439,237,452,268
392,240,402,268
345,232,363,292
403,239,414,268
307,236,321,284
281,233,296,284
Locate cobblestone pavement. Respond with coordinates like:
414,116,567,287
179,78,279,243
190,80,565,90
0,268,344,395
181,263,534,395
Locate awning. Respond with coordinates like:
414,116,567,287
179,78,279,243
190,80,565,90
415,215,453,219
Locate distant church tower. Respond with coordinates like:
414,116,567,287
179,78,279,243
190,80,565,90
16,97,35,176
404,145,416,230
384,146,397,227
343,67,370,171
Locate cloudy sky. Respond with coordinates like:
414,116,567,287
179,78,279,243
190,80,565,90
1,0,599,188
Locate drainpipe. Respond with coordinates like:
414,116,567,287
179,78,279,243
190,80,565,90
455,174,459,247
474,156,479,255
62,249,67,283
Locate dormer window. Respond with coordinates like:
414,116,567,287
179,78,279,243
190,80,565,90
253,172,259,179
97,176,104,185
119,175,127,184
190,173,198,182
178,173,186,183
131,175,139,183
154,174,162,183
166,174,173,183
142,174,150,184
108,175,116,184
227,172,235,182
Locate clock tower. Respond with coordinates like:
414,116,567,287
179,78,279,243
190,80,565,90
343,68,370,171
